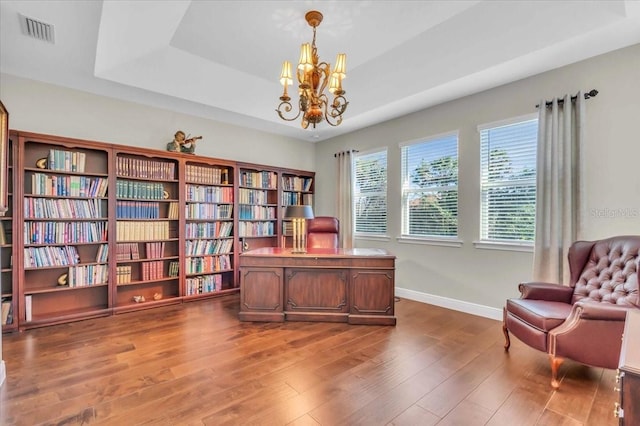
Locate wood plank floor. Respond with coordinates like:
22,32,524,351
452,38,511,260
0,295,618,425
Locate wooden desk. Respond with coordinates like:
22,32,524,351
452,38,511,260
238,247,396,325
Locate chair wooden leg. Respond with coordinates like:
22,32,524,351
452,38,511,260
503,322,511,351
550,355,564,389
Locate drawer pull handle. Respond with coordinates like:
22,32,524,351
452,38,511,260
614,403,624,418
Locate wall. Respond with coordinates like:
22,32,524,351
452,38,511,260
314,43,640,319
0,74,316,171
0,44,638,322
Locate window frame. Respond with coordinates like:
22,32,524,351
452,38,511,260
397,131,462,247
475,113,538,252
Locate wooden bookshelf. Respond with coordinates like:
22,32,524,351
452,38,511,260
18,134,111,328
184,158,236,300
237,164,279,252
113,149,181,313
280,170,315,247
6,131,315,330
1,134,16,332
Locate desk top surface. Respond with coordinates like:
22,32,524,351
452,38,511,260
241,247,395,259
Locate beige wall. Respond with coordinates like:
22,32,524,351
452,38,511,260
313,43,640,317
0,74,315,171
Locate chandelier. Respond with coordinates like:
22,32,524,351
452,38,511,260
276,10,348,129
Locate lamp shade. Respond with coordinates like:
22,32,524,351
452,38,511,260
298,43,313,71
284,205,315,219
333,53,347,78
280,61,293,86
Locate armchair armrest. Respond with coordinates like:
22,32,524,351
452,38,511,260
518,282,574,303
549,302,631,369
574,302,635,321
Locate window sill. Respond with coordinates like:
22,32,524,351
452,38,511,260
396,236,463,248
473,240,533,252
355,234,391,242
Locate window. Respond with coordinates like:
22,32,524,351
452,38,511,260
354,149,387,235
400,132,458,238
479,116,537,243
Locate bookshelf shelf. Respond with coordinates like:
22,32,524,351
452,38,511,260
25,283,109,295
116,255,179,264
27,306,110,325
116,276,179,286
5,131,314,331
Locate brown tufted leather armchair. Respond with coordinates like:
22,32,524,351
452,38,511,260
307,216,340,249
503,235,640,388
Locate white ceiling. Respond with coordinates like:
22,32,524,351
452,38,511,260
1,1,640,142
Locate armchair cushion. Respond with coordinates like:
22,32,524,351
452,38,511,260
506,299,572,332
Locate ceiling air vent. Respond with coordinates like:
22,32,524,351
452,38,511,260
19,13,55,43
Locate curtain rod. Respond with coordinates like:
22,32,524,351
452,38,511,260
536,89,598,108
334,149,359,157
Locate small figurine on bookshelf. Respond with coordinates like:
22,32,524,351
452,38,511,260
166,130,202,154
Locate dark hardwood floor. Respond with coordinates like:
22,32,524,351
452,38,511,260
1,295,618,425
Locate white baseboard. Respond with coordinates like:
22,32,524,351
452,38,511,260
0,360,5,387
395,287,503,321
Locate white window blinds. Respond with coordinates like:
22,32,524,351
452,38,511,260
354,149,387,235
479,117,537,242
400,133,458,238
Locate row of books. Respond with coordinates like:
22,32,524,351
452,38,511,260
116,265,132,284
185,274,222,295
1,299,13,325
96,244,108,262
238,188,272,205
168,261,179,277
30,173,108,198
24,245,80,268
145,241,166,259
116,201,162,219
47,149,87,173
281,176,313,192
24,197,103,219
67,264,108,287
0,224,9,245
238,221,275,237
238,205,276,220
167,202,180,220
116,180,167,200
116,156,176,180
116,221,171,241
24,221,107,245
282,192,314,206
116,242,140,261
185,185,233,203
239,170,277,189
185,222,233,239
185,165,230,185
185,238,233,256
185,254,231,274
141,260,164,281
186,203,233,220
